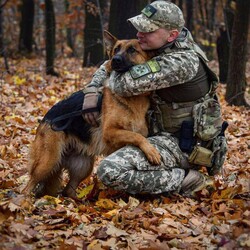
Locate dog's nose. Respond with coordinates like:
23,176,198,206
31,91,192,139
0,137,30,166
111,55,131,73
112,55,123,68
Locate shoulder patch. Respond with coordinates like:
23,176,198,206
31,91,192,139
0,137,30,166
129,59,161,79
147,59,161,73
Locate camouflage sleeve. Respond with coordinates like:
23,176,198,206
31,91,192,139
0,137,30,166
86,60,109,88
108,50,200,97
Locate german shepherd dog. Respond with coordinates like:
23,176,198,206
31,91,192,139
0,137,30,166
23,31,161,199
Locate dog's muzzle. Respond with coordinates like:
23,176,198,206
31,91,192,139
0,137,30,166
111,55,133,73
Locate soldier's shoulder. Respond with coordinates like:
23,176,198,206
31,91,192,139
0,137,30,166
162,48,199,62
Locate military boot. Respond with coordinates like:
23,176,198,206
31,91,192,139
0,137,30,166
180,169,214,198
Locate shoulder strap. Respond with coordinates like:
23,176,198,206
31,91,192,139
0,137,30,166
175,28,219,94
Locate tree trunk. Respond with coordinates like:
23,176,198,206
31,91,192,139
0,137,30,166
225,0,250,106
178,0,183,11
64,0,75,57
83,0,106,67
45,0,59,76
185,0,194,33
197,0,205,26
216,0,235,83
108,0,149,39
224,0,235,40
0,3,10,73
0,5,3,56
216,26,230,83
206,0,217,59
19,0,34,54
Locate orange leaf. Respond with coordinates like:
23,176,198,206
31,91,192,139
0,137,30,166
212,185,242,199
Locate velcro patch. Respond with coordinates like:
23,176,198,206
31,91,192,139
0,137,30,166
147,59,161,73
141,4,157,18
129,59,161,79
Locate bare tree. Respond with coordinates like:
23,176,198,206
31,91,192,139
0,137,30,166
45,0,59,76
225,0,249,106
0,0,10,73
185,0,194,33
216,0,235,83
108,0,149,39
64,0,75,57
83,0,106,67
19,0,34,54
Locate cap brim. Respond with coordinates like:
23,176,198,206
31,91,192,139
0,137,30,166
128,14,160,33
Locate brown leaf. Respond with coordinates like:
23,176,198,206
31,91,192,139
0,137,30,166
93,227,108,239
212,185,242,199
95,198,117,210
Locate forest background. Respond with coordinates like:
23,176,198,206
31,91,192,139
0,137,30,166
0,0,249,249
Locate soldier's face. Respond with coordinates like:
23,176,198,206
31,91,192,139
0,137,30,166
137,28,178,50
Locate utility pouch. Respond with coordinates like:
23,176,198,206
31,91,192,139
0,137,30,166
208,121,228,175
188,145,213,167
192,97,223,141
179,120,196,153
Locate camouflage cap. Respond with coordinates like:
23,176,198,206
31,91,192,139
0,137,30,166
128,1,185,32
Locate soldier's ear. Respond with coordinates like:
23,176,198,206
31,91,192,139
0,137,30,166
103,30,118,58
167,30,179,42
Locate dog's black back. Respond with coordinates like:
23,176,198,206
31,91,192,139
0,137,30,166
41,90,98,143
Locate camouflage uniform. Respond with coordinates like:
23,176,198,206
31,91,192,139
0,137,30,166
85,1,226,195
97,133,186,194
94,42,202,194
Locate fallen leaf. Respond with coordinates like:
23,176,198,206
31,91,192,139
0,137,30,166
95,199,117,210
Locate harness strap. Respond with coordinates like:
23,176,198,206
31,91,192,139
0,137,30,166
48,93,103,131
49,107,100,131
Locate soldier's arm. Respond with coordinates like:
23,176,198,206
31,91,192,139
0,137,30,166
108,50,200,97
85,60,109,89
82,61,109,127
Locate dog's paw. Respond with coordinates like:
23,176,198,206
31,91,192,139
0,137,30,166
143,144,161,165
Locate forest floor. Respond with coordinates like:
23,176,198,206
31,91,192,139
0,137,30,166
0,56,249,250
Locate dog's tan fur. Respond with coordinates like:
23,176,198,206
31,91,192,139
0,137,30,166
23,31,161,199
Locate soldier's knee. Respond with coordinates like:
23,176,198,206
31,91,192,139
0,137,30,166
97,156,134,191
97,159,120,186
96,160,107,181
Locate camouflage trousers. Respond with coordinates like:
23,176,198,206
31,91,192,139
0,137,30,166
97,132,188,194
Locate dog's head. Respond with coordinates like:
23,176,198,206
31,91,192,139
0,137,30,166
103,30,155,73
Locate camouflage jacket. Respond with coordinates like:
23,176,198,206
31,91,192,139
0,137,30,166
86,29,209,98
87,50,199,97
87,60,109,90
107,48,199,97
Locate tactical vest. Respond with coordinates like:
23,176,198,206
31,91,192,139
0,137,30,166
152,30,219,134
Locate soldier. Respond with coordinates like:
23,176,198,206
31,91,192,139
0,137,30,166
82,1,227,198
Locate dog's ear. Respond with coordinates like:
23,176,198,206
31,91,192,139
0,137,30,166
103,30,117,59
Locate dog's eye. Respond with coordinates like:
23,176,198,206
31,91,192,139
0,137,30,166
114,46,120,54
127,46,136,54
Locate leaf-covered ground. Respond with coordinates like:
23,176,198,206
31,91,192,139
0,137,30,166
0,57,249,249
